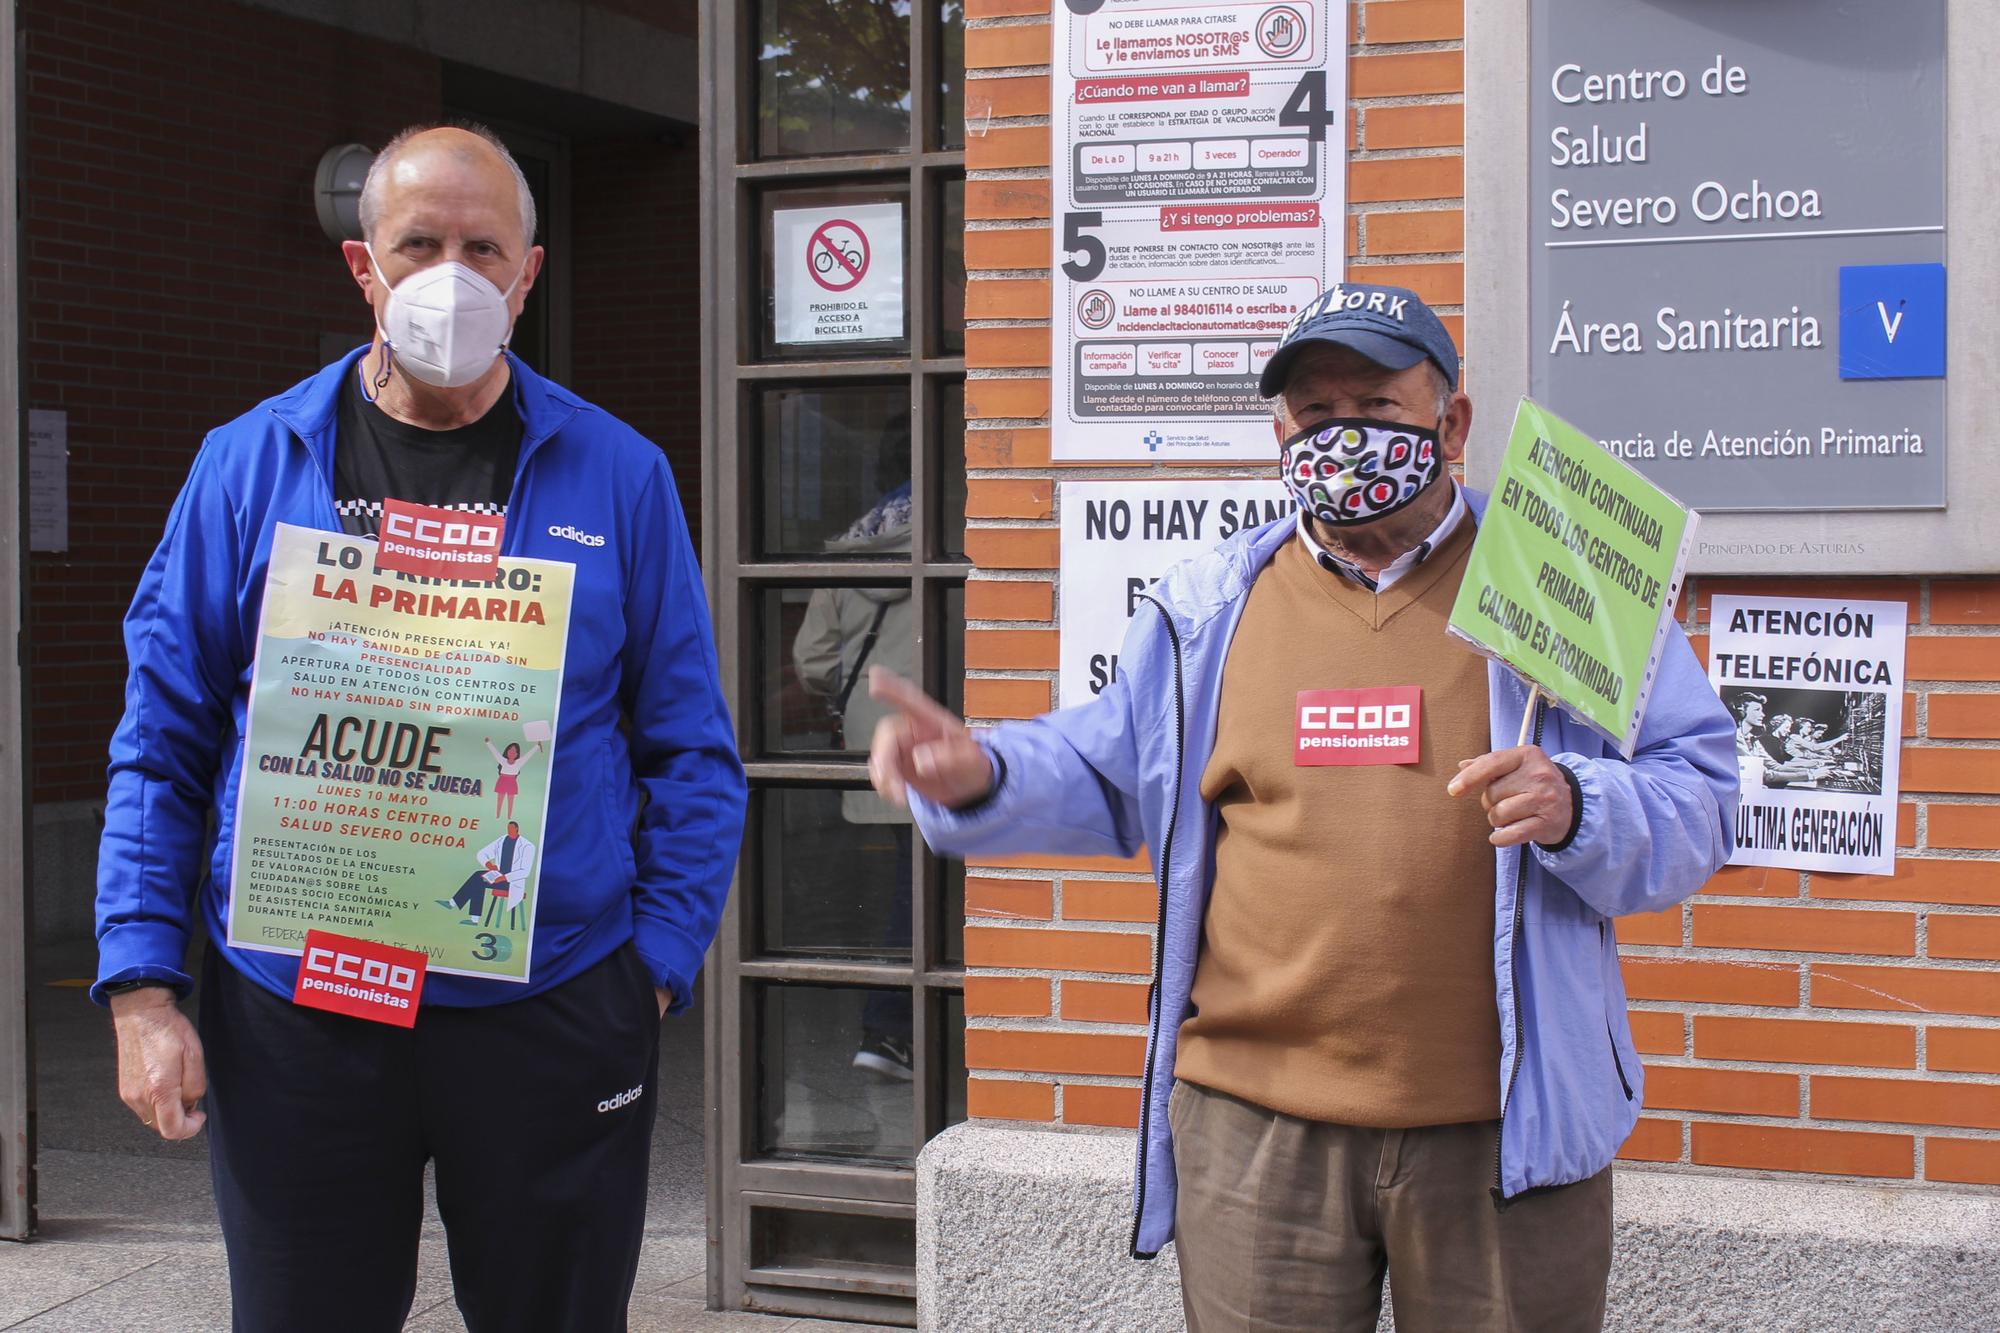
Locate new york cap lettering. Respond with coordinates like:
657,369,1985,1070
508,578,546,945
1258,281,1460,398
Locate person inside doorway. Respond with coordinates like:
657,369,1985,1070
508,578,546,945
861,284,1737,1331
792,461,917,1081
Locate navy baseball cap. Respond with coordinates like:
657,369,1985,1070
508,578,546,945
1258,282,1460,398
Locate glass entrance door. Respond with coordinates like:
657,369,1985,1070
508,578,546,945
700,0,967,1321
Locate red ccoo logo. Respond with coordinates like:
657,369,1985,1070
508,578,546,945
1295,686,1423,766
291,930,429,1027
376,498,505,580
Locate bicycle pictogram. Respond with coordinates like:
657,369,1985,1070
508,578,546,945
807,219,871,292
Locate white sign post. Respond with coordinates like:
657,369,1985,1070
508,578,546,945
772,202,905,346
1057,479,1292,703
1051,0,1347,461
1708,595,1908,876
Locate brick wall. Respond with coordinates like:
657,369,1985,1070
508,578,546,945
956,0,2000,1192
1640,580,2000,1186
21,0,703,804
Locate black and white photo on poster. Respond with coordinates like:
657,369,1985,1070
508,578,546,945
1707,595,1906,876
1723,686,1887,795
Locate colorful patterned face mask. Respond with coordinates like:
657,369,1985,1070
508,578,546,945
1280,417,1442,526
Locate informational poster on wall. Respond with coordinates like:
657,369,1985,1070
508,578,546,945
772,201,906,346
228,524,573,981
1057,478,1292,702
1528,0,1947,515
1707,594,1906,876
1051,0,1346,461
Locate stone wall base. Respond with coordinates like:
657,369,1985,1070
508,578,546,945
916,1121,2000,1331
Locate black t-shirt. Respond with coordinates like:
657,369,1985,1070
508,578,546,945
333,370,523,538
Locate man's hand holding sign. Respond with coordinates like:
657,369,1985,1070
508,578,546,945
1449,746,1576,848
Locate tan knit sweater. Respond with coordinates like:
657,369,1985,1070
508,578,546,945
1175,518,1504,1127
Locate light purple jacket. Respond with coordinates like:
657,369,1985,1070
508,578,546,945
913,495,1737,1257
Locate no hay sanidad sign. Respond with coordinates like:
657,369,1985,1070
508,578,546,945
1449,398,1697,755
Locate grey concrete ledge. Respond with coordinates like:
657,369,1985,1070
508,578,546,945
918,1123,1182,1333
916,1121,2000,1332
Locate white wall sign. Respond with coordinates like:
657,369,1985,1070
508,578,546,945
772,202,905,345
1708,595,1907,876
28,409,67,553
1057,478,1292,703
1050,0,1348,461
1466,0,2000,573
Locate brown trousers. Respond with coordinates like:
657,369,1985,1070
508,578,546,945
1170,1081,1612,1333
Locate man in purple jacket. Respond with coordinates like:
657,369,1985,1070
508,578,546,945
868,286,1735,1330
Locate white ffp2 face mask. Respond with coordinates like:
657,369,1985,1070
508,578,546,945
367,245,526,389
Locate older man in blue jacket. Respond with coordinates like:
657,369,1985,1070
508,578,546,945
869,284,1735,1331
93,123,745,1332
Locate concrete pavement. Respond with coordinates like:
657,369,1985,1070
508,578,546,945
4,941,897,1332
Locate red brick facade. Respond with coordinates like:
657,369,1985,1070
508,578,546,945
958,0,2000,1192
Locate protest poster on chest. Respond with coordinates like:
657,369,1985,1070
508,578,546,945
229,524,573,986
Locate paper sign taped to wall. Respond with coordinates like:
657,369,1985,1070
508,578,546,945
1709,594,1906,876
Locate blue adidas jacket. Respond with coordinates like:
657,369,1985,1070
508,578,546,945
93,350,746,1011
912,495,1737,1257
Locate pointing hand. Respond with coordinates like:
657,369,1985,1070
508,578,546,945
866,668,995,810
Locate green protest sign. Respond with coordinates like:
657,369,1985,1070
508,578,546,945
1449,398,1698,755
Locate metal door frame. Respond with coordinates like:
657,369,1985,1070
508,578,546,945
3,0,37,1244
699,0,967,1320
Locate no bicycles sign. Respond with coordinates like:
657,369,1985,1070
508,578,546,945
807,219,870,291
773,202,905,345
